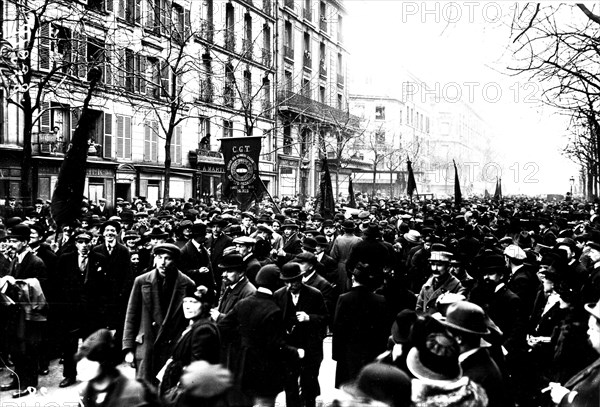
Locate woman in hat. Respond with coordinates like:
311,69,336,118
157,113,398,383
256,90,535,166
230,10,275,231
77,329,160,407
408,332,488,407
159,285,220,405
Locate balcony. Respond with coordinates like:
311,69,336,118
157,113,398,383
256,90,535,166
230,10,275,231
284,45,294,61
319,63,327,78
32,133,103,157
337,73,344,86
303,8,311,21
225,31,235,51
242,39,253,60
284,0,294,10
277,90,361,128
303,52,312,70
261,48,272,66
320,17,327,32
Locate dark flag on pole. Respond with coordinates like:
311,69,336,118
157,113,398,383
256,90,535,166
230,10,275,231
348,177,356,208
494,177,502,200
453,160,462,206
221,136,264,211
407,157,417,199
316,157,335,218
484,189,490,199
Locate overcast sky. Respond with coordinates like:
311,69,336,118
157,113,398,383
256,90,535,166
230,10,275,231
345,1,581,196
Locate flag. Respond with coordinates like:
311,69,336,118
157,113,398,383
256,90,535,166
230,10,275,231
348,177,356,208
494,177,502,200
316,157,335,218
453,160,462,206
221,136,264,211
484,189,490,199
407,157,417,198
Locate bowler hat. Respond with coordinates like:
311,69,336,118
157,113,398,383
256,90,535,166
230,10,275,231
191,223,207,238
293,252,317,265
479,254,507,274
315,235,329,247
322,219,334,228
257,224,274,235
302,237,318,252
438,301,490,336
256,264,281,289
363,223,381,238
152,243,181,260
209,216,229,228
342,363,411,407
146,226,169,239
218,253,244,270
6,224,30,241
342,220,355,231
280,262,303,281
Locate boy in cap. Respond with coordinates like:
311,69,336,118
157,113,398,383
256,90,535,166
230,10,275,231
415,251,465,315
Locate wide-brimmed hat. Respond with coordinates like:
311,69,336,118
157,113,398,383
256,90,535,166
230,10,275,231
280,262,303,281
363,223,381,238
342,220,356,231
218,253,244,270
315,235,329,247
152,243,181,260
233,236,256,246
403,230,422,244
209,216,229,228
585,301,600,321
438,301,490,336
123,231,140,242
302,237,317,252
478,254,507,274
146,226,169,239
406,332,462,382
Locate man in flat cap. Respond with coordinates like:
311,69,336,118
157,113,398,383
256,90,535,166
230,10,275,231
415,250,465,315
123,243,195,384
504,244,541,317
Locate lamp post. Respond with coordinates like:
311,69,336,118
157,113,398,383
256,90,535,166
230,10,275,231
570,176,575,195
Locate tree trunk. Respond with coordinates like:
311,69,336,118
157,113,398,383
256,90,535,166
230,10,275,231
390,170,393,198
372,157,377,197
163,129,172,205
20,93,33,205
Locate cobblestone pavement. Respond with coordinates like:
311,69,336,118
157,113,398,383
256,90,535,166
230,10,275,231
0,337,337,407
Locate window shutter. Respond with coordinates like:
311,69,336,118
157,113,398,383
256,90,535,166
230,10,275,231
104,113,113,158
160,59,169,98
106,0,114,12
105,44,113,86
135,0,142,23
117,48,125,88
118,0,125,18
152,120,159,161
184,8,191,39
39,102,50,133
116,115,124,158
39,23,50,70
135,53,146,94
144,121,151,160
161,0,172,36
140,179,148,197
124,116,132,158
75,32,87,78
71,108,81,141
176,125,182,164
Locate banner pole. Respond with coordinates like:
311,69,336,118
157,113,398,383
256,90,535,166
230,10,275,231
260,178,281,214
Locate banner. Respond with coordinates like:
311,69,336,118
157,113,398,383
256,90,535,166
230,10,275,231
407,157,417,198
494,177,502,200
220,136,263,211
454,160,462,206
316,157,335,218
348,177,356,208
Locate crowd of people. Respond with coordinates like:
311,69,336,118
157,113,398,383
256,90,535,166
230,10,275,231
1,193,600,407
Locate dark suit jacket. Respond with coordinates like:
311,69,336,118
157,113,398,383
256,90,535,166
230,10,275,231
122,269,195,381
216,277,256,320
243,254,262,287
507,265,541,317
316,253,338,285
207,233,233,271
332,285,390,387
92,242,132,331
462,347,513,407
274,284,328,360
179,240,216,296
303,271,336,324
55,250,108,331
278,234,302,266
559,357,600,407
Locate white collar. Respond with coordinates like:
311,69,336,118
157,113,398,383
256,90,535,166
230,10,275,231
257,287,272,295
16,249,29,263
302,270,316,283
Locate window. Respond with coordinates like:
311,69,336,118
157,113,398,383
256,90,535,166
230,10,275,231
225,3,235,51
47,25,72,74
199,53,213,102
301,77,311,98
283,123,292,154
144,120,159,161
198,117,211,149
337,14,343,41
426,117,430,133
171,3,190,43
170,125,182,164
262,130,272,161
319,86,325,103
337,93,343,110
284,70,293,92
145,0,162,35
118,0,141,24
146,56,161,98
284,20,293,59
243,13,252,58
375,105,385,120
375,130,385,145
115,115,132,159
243,70,252,104
224,63,235,107
262,24,271,65
262,77,271,115
223,120,233,138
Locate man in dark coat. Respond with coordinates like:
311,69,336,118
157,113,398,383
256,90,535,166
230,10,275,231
122,243,195,384
294,252,336,325
206,217,233,288
277,222,303,266
314,235,338,285
210,253,257,323
440,301,514,407
274,263,328,407
54,229,108,387
548,301,600,407
345,224,391,281
232,236,262,286
332,262,389,388
92,220,132,340
330,220,362,292
179,223,215,298
0,224,47,397
219,265,302,407
504,244,541,318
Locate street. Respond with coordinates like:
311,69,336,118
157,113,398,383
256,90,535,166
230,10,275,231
0,337,338,406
